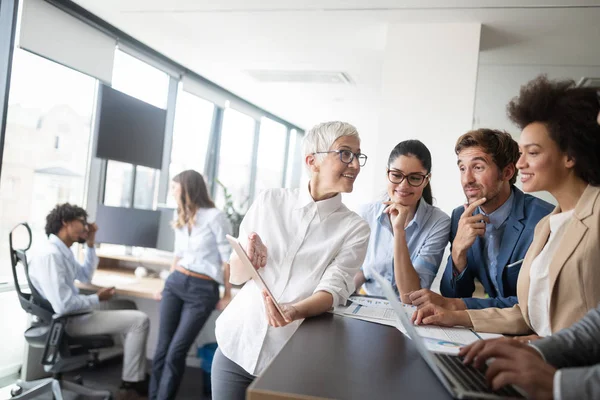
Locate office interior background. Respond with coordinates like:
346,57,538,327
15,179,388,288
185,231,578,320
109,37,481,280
1,0,600,387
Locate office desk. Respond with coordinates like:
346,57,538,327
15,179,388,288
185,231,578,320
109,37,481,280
248,313,453,400
76,267,164,300
74,249,172,299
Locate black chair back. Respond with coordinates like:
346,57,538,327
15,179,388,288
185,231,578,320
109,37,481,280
9,223,54,324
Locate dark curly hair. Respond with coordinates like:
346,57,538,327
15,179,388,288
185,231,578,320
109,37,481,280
507,75,600,185
455,128,520,185
45,203,88,236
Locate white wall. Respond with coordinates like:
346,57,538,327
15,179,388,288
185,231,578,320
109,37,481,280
364,23,482,216
473,63,600,205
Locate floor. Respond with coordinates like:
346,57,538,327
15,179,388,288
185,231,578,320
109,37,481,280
5,358,212,399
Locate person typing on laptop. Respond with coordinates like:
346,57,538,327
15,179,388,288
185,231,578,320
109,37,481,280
211,121,370,400
460,302,600,400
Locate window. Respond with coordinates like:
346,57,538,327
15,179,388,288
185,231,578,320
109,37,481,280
0,48,96,278
285,129,303,188
103,49,169,209
103,160,134,207
167,90,214,207
254,118,287,196
215,108,256,213
111,49,169,109
133,166,159,210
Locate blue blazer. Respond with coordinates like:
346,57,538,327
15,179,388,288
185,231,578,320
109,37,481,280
440,187,554,309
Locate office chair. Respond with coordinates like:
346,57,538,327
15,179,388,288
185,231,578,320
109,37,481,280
9,223,113,399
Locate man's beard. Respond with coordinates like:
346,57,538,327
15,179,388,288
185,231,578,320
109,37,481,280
77,237,87,244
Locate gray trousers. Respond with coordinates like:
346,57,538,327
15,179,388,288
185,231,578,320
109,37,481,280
211,348,255,400
65,300,150,382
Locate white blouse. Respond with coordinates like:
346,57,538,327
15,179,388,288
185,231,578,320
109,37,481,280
215,185,370,375
174,208,232,283
528,210,574,336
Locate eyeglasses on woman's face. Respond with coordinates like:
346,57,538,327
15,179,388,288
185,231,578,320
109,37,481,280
312,150,368,167
387,169,429,187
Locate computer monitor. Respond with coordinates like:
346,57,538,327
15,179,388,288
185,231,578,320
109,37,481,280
95,204,160,249
156,206,176,252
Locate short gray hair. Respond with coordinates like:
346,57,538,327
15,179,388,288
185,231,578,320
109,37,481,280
303,121,360,157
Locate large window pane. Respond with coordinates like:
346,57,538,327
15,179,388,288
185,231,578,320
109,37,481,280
134,166,159,210
286,129,303,188
0,48,95,278
167,90,214,207
111,49,169,109
215,108,255,213
254,118,287,196
104,160,133,207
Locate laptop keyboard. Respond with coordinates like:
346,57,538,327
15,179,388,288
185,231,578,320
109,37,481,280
434,353,524,398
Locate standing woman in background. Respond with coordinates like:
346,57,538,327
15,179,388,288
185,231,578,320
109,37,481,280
150,170,232,400
354,140,450,302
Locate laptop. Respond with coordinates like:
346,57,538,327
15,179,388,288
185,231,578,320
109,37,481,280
371,271,526,400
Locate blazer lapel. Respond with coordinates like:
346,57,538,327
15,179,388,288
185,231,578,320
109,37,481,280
548,185,598,298
495,189,526,293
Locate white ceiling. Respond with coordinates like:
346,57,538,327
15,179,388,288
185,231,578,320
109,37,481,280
71,0,600,130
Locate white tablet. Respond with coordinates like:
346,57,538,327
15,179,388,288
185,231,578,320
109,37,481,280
226,234,285,317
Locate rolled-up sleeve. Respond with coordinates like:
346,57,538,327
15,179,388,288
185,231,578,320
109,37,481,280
210,211,233,263
412,216,451,289
74,246,99,284
314,219,370,306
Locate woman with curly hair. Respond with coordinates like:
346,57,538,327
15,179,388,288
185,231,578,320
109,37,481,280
413,75,600,338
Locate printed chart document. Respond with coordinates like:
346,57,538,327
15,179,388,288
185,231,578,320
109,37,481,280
333,296,487,354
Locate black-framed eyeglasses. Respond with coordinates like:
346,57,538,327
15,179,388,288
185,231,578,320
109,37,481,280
75,217,88,227
313,150,368,167
387,169,430,187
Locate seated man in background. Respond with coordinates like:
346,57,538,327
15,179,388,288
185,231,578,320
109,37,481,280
460,303,600,400
408,129,553,310
28,203,150,399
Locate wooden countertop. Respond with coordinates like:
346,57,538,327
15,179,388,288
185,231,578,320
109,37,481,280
76,267,164,300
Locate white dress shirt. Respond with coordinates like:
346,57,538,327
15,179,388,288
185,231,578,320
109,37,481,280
174,207,232,283
528,210,574,336
29,234,99,315
215,186,371,375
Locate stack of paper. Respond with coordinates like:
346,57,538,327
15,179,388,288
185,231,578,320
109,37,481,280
331,296,500,354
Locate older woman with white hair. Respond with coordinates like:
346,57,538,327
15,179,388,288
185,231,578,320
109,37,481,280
211,121,371,399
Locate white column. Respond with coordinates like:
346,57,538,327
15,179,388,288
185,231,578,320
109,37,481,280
375,23,481,215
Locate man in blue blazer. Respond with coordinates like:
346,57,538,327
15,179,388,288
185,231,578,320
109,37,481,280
409,129,553,310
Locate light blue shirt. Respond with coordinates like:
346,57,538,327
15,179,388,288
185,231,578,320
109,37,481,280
359,198,451,296
174,207,232,284
478,191,514,294
29,234,99,315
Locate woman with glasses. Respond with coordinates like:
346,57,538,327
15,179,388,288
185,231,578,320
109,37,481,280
354,140,450,303
211,121,370,400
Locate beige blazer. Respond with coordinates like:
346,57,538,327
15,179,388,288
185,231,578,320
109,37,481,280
468,184,600,334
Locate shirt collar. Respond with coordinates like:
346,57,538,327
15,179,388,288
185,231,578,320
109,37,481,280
294,181,343,220
377,197,430,230
478,190,514,230
49,233,74,260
